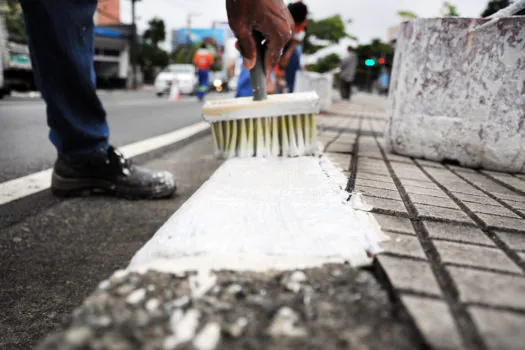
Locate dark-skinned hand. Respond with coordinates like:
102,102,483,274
226,0,294,78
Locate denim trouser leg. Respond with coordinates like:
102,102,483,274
20,0,109,156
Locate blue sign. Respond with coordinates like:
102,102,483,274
94,27,125,38
174,28,226,46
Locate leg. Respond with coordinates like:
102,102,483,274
197,69,209,101
347,81,353,100
20,0,108,156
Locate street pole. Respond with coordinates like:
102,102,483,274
130,0,138,90
186,14,192,64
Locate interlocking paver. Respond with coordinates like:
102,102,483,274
408,193,459,210
476,213,525,232
399,179,441,190
356,179,398,191
325,153,351,170
468,306,525,350
423,221,495,246
401,296,464,350
484,172,525,192
326,142,353,154
434,241,521,274
377,255,441,296
491,192,525,203
447,266,525,310
404,186,449,198
503,200,525,211
357,186,402,201
518,252,525,260
495,231,525,251
414,159,445,169
373,213,415,235
385,153,413,164
365,196,408,215
381,233,427,259
355,173,394,184
463,202,520,218
458,172,516,195
452,192,500,206
415,204,474,224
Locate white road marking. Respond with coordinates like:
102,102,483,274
0,122,209,206
129,157,387,273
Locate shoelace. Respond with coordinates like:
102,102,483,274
109,147,132,175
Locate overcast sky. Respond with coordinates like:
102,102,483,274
121,0,490,50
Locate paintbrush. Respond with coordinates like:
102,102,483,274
202,31,320,158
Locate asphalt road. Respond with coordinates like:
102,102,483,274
0,91,209,183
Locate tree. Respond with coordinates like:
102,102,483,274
4,0,28,43
306,53,341,74
303,15,355,55
139,18,169,83
441,2,460,16
143,17,166,48
481,0,510,17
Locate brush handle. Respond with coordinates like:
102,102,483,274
250,31,268,101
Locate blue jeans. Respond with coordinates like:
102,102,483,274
196,69,209,100
20,0,109,156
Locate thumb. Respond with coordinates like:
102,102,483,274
235,34,256,70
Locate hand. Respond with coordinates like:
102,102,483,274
226,0,293,78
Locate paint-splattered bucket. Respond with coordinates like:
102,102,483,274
386,17,525,173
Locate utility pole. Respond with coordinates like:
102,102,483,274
185,12,201,63
130,0,140,90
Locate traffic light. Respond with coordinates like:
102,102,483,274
378,58,386,65
365,59,376,67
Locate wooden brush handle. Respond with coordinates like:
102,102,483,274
250,31,268,101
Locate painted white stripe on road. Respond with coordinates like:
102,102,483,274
0,122,210,206
129,157,387,273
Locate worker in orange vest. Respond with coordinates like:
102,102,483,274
193,43,215,101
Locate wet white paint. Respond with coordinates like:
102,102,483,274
129,157,387,273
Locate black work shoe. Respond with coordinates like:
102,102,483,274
51,146,177,199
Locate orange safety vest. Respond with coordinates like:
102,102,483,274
193,49,214,70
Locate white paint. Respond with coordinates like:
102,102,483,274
202,92,320,122
192,323,221,350
0,122,209,206
128,156,386,273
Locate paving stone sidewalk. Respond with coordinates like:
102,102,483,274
321,94,525,350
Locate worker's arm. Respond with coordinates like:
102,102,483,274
226,0,293,78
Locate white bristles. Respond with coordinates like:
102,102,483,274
208,114,318,159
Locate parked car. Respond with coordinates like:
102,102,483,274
154,64,197,97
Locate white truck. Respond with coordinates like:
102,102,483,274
0,4,34,98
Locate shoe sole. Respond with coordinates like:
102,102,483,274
51,173,177,200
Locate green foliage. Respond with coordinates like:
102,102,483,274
143,17,166,48
139,18,169,83
303,15,354,55
481,0,510,17
442,2,460,16
397,10,418,19
4,0,28,43
306,53,341,73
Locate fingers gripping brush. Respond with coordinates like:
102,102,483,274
202,32,321,159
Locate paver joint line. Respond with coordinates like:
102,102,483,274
370,129,489,350
422,165,525,275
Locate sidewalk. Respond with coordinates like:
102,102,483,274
36,93,525,350
323,94,525,350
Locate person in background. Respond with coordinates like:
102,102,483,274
276,1,308,93
18,0,292,199
340,46,358,101
235,1,308,97
377,67,390,96
193,43,215,101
